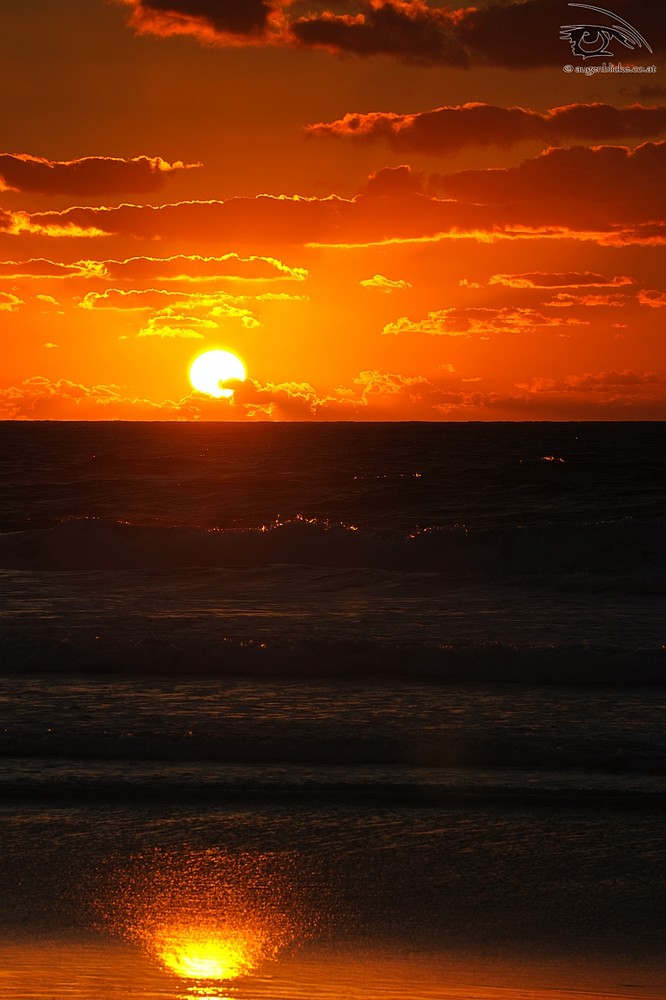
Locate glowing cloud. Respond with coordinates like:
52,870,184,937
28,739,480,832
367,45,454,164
6,142,664,249
359,274,412,292
0,292,22,311
383,307,587,337
307,103,666,153
117,1,663,71
0,154,199,195
490,272,635,289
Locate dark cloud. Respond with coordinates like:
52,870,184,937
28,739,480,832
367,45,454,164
119,0,663,68
357,164,425,197
430,140,666,234
0,154,198,196
290,2,467,66
120,0,276,40
457,0,662,69
307,103,666,154
632,85,666,100
6,142,666,249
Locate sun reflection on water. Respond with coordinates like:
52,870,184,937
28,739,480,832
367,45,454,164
179,987,235,1000
102,848,307,988
155,924,260,979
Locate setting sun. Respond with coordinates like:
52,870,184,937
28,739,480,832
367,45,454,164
189,350,246,399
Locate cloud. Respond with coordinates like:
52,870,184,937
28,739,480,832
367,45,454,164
6,141,666,249
94,253,307,282
637,288,666,307
359,273,411,292
79,288,256,314
455,0,662,70
633,84,666,100
0,368,469,421
519,370,662,394
0,183,505,247
358,163,425,197
382,306,586,337
429,140,666,242
0,154,199,195
0,376,181,420
289,2,467,66
219,377,349,420
239,370,466,420
431,140,666,209
5,364,664,421
307,103,666,154
117,1,664,69
80,287,263,337
544,292,627,307
118,0,286,45
0,253,306,283
80,288,182,310
136,312,217,337
490,272,634,289
228,369,479,420
0,292,22,311
14,196,360,244
0,258,88,278
136,325,205,339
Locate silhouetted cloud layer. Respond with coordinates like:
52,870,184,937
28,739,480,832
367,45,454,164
118,0,664,68
0,154,199,195
3,141,665,247
290,2,467,66
4,365,664,421
119,0,277,42
307,103,666,153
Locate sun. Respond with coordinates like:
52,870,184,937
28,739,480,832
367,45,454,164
189,350,247,398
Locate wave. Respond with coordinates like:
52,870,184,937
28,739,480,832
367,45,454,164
2,778,665,810
2,634,664,684
2,726,665,775
0,515,664,576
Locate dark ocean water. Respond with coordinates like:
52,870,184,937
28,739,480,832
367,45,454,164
1,421,665,996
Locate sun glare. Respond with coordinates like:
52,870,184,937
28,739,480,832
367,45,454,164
156,926,260,981
189,350,246,398
103,850,306,990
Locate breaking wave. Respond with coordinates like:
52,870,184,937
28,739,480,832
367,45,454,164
0,514,664,576
2,635,664,685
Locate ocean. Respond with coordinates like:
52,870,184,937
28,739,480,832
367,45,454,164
0,421,665,999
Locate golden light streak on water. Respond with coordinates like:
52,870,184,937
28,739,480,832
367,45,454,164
2,942,665,1000
153,922,268,980
100,849,307,987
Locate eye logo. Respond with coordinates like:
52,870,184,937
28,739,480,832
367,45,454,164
560,3,652,60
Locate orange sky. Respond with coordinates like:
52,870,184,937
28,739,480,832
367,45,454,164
1,0,665,420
